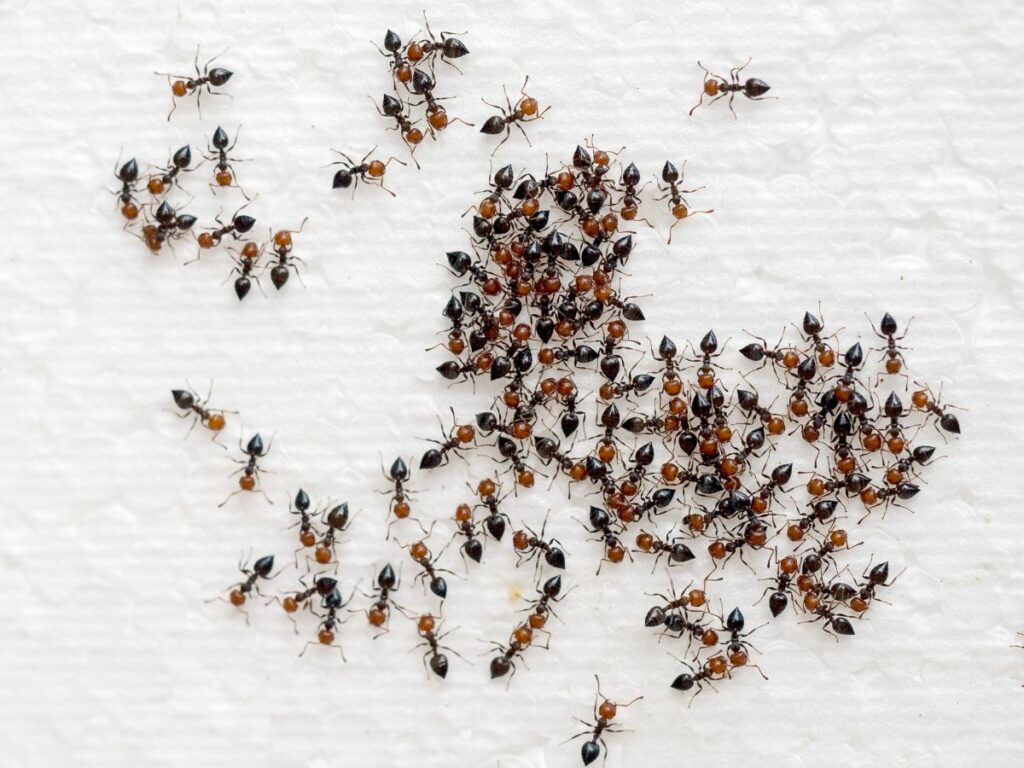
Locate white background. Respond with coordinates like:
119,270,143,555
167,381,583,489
1,0,1022,766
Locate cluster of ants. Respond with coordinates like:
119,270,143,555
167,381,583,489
112,50,306,300
412,141,960,763
156,32,958,764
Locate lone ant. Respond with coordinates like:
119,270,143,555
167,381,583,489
689,59,773,118
656,161,712,243
266,220,308,291
220,433,272,506
512,513,567,573
114,157,140,220
209,553,275,622
146,145,194,197
565,675,641,766
869,312,913,379
157,47,233,120
381,456,419,537
414,613,465,679
170,383,228,441
718,607,769,678
204,126,250,197
911,384,962,435
479,76,549,154
287,488,320,553
329,147,405,197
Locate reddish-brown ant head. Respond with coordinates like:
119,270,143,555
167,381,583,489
171,80,188,97
417,614,435,634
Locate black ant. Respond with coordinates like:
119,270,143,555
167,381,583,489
496,434,538,490
226,241,264,301
849,560,903,614
157,47,233,120
584,506,628,574
170,383,228,440
373,94,424,163
565,675,641,766
451,503,485,565
329,147,405,197
617,161,651,226
420,412,476,469
911,384,962,435
404,531,453,599
210,553,275,622
404,13,470,73
689,59,773,118
760,552,800,617
738,330,802,380
140,201,196,254
717,607,769,678
301,586,349,661
735,388,787,437
869,312,912,379
114,157,140,221
414,613,464,679
634,526,696,571
476,479,513,541
272,574,338,631
267,220,308,291
381,456,418,537
220,433,272,506
308,503,351,569
707,521,768,574
479,76,549,154
409,69,474,138
288,488,320,555
669,658,729,703
359,563,406,633
797,310,838,368
146,145,194,197
512,514,567,573
195,206,256,254
377,29,414,87
522,574,571,630
656,161,712,243
803,602,856,639
204,126,250,197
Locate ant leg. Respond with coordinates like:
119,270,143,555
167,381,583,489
490,126,512,157
514,122,533,147
730,57,752,83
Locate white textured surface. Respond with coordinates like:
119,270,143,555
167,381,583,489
1,0,1023,766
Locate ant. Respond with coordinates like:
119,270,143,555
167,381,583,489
381,457,419,537
410,69,474,138
329,147,405,197
204,126,250,197
656,161,712,243
911,384,962,435
114,157,140,220
226,241,264,301
210,553,275,622
849,560,902,613
585,506,628,574
522,574,570,630
146,145,194,197
869,312,913,379
404,13,470,73
140,201,196,254
301,586,349,661
403,531,454,599
157,47,233,121
685,329,729,389
273,574,338,630
359,563,406,633
512,514,567,573
267,220,308,291
797,310,838,368
479,76,549,154
486,628,532,683
803,602,856,639
496,435,538,489
644,580,709,631
414,613,464,679
634,526,696,571
377,29,414,86
736,388,787,436
220,433,272,506
170,383,228,440
420,412,475,469
718,607,769,678
689,59,773,118
373,94,424,162
738,331,801,380
287,488,320,553
617,161,650,225
309,502,351,567
565,675,641,766
707,521,768,574
475,478,513,540
670,657,729,702
760,552,800,617
195,207,257,253
452,503,485,564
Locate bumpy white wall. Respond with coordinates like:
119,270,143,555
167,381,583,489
1,0,1022,766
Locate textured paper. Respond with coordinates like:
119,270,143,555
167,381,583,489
1,0,1022,766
